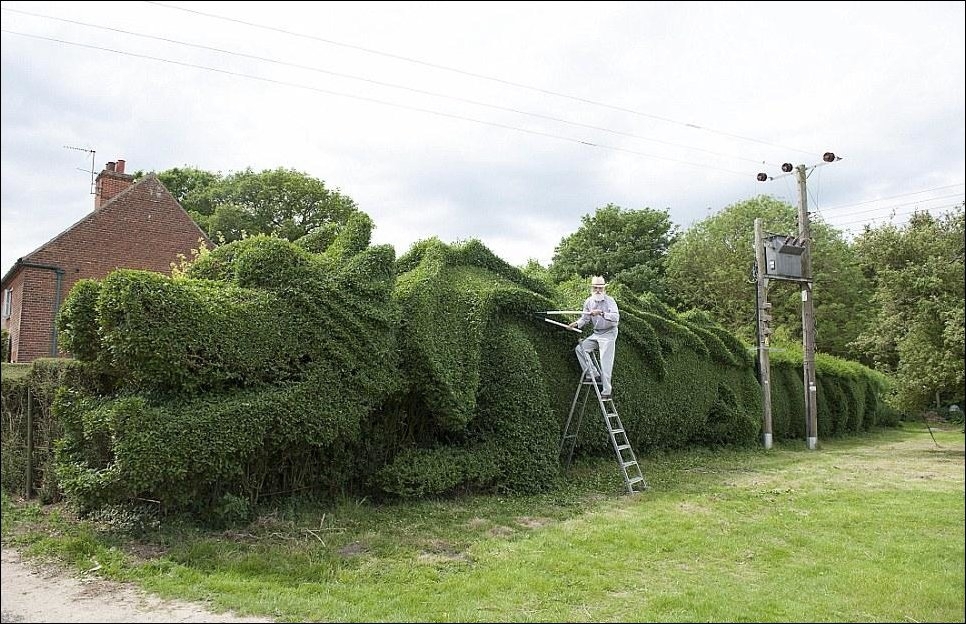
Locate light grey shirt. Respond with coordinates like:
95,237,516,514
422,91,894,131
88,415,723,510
576,295,619,333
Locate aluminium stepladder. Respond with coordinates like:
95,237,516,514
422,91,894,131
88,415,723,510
558,352,647,494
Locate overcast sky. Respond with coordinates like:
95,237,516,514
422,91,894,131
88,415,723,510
2,1,964,276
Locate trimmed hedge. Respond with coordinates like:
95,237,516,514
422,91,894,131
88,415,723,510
1,358,101,502
52,225,398,515
10,228,895,514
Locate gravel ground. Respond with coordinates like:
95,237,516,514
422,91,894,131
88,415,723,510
0,548,272,623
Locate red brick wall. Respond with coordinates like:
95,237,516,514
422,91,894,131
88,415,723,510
15,268,61,361
5,175,211,362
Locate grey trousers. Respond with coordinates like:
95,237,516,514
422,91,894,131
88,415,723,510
575,328,618,394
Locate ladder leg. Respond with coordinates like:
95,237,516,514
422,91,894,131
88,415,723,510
560,377,591,469
560,348,646,494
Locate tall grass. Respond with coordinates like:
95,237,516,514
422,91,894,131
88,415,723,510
3,423,963,622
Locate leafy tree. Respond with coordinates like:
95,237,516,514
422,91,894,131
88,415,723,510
807,221,872,358
549,204,678,296
156,166,220,208
206,203,260,243
851,207,965,413
154,166,358,243
665,195,871,358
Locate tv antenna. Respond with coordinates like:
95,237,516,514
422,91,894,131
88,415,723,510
63,145,96,194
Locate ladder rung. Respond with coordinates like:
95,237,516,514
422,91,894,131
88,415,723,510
568,368,645,495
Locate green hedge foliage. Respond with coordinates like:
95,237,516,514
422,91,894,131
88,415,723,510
52,224,399,514
1,359,100,501
767,347,898,437
1,369,31,495
57,279,103,363
38,228,895,514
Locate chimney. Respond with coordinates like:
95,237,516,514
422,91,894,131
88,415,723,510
94,159,135,209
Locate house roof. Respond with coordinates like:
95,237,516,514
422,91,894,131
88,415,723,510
1,174,211,288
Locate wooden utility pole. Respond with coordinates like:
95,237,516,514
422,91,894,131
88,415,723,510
796,165,819,450
757,152,837,450
753,218,774,449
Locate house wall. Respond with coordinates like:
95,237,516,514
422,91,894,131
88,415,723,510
15,268,62,361
6,175,209,363
1,271,25,361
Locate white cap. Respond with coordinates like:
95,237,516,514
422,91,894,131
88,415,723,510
591,276,607,287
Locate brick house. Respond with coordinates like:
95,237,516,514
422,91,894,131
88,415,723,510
1,160,212,363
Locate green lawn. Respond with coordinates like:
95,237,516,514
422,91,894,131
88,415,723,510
3,422,963,622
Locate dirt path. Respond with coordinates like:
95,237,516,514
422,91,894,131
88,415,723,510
0,548,272,623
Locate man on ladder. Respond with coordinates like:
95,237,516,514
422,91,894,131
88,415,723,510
552,277,644,493
568,276,619,399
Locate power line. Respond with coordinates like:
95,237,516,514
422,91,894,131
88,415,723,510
145,0,819,157
818,183,966,213
1,28,752,176
1,6,776,168
827,202,963,228
822,192,965,220
809,185,963,224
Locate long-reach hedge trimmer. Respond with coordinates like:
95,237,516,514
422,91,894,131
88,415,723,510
541,310,583,333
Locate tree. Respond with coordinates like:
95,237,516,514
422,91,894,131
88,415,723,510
851,207,965,413
665,195,871,357
156,166,220,208
205,203,260,244
549,204,678,296
154,166,358,243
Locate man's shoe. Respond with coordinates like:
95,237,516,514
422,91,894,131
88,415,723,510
600,392,612,400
